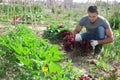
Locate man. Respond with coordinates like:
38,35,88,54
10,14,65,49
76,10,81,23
74,6,114,58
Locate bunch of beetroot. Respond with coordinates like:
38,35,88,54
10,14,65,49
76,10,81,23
58,25,93,55
73,75,97,80
59,30,75,51
74,38,93,56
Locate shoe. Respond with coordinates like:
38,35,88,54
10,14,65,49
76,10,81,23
93,53,100,58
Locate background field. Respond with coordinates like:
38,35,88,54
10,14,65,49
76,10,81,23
0,0,120,80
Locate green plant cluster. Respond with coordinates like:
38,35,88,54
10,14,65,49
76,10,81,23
113,30,120,59
109,4,120,29
0,4,43,23
21,12,43,22
0,24,75,80
44,23,69,41
0,4,42,15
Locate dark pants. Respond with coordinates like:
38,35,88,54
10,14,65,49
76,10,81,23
81,26,105,54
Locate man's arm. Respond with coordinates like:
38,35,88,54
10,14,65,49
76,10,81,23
98,28,114,44
74,25,83,34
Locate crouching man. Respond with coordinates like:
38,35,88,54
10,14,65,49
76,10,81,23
74,6,114,58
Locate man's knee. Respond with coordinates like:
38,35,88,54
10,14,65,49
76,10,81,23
97,26,105,39
97,26,105,31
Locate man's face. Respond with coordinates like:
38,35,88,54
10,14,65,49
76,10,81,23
88,12,98,23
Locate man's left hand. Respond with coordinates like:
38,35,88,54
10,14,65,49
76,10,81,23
90,40,98,46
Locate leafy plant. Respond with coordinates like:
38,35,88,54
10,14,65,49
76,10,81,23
109,4,120,29
0,24,76,80
0,4,43,22
21,12,43,22
43,23,68,41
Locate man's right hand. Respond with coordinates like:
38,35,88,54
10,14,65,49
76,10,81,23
75,33,82,41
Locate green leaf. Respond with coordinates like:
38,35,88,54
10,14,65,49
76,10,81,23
48,62,61,74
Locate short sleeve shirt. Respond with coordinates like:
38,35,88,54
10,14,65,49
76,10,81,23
78,15,111,33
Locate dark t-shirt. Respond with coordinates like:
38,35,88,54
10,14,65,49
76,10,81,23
78,15,111,33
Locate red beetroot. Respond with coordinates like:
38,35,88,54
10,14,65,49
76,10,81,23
59,30,93,55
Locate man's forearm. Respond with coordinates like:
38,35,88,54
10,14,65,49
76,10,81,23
74,25,82,35
98,37,114,44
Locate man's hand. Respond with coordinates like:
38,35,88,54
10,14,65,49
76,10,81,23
90,40,98,46
75,34,82,41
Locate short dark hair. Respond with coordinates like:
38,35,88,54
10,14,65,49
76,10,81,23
87,6,98,13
